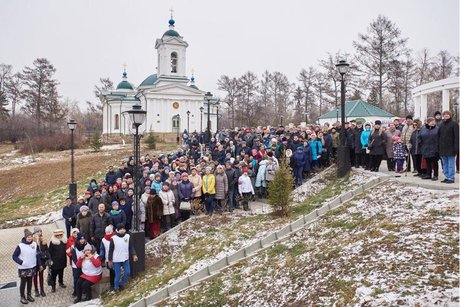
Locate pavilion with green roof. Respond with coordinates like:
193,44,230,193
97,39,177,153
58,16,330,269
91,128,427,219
317,100,396,126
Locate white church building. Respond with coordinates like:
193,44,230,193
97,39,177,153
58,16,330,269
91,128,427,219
102,17,218,135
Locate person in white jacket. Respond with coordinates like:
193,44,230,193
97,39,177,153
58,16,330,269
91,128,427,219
159,182,175,230
238,168,255,211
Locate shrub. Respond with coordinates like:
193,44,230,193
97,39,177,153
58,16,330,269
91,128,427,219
268,160,294,217
145,133,157,150
19,134,81,154
89,131,103,152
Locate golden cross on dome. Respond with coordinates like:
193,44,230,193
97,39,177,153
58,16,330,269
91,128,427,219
123,63,127,73
170,7,174,19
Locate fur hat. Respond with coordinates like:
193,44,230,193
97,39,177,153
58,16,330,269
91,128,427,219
442,110,452,117
24,228,33,238
434,111,442,116
80,205,89,212
375,120,382,125
53,229,65,235
105,225,114,234
405,114,413,120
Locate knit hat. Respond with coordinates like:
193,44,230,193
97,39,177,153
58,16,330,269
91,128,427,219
242,167,248,173
33,226,42,234
163,181,170,187
297,146,303,151
181,172,188,178
375,120,382,125
71,228,79,234
442,110,452,117
116,223,125,231
105,225,114,234
405,114,413,120
77,232,85,241
83,244,93,252
434,111,442,116
392,135,400,142
111,201,119,207
144,186,151,192
80,205,89,212
24,228,33,238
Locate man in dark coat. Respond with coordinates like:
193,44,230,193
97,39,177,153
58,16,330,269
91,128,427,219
438,110,459,183
224,162,237,211
90,203,111,253
105,166,119,185
88,190,103,214
62,197,76,238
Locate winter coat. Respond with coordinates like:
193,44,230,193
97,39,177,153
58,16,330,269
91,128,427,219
34,234,50,265
255,160,267,188
90,212,111,240
293,150,307,169
332,132,340,148
110,209,127,227
360,129,371,150
438,118,459,156
393,142,406,159
145,195,163,223
105,171,119,185
159,189,176,216
49,234,67,270
224,168,237,191
179,180,194,200
62,204,77,227
265,162,277,182
151,180,162,195
120,203,133,229
88,196,103,214
202,174,216,195
214,171,228,199
410,129,422,155
384,129,400,158
401,124,415,146
76,211,92,241
189,174,203,197
368,129,386,156
419,125,439,158
353,127,363,154
309,140,323,161
12,237,42,270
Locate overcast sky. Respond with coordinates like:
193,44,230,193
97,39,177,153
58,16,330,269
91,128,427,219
0,0,458,109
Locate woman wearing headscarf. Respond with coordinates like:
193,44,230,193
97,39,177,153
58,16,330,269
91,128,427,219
12,228,42,304
368,120,386,172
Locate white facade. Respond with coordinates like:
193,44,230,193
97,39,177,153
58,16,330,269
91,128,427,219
102,17,217,135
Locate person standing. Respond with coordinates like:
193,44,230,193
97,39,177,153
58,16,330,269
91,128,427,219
368,120,386,172
100,225,116,290
419,117,440,180
384,123,401,171
214,165,228,212
108,224,138,292
48,229,67,292
224,162,237,211
76,206,92,242
202,167,216,216
62,197,76,238
410,119,424,176
360,123,372,170
90,203,111,253
159,182,176,230
74,244,102,303
70,232,86,297
12,228,42,304
178,173,194,220
145,192,163,239
401,115,415,172
238,168,255,211
438,110,459,183
32,226,49,297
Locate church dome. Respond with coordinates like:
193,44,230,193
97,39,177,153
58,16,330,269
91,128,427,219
139,74,158,87
116,81,134,90
163,29,180,37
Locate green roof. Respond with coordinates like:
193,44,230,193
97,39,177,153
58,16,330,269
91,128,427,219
190,84,199,90
318,100,395,119
116,81,134,90
163,29,180,37
139,74,158,86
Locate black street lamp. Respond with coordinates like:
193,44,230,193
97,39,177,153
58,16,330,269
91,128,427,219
205,92,213,142
67,119,77,203
280,115,284,126
335,59,350,178
176,114,180,143
186,110,190,133
126,103,146,275
199,106,204,143
215,104,220,132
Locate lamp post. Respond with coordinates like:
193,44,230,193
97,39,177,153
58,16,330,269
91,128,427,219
199,106,204,143
186,110,190,133
205,92,213,142
176,114,180,144
67,119,77,203
280,115,284,126
215,104,220,132
335,59,350,178
126,103,146,275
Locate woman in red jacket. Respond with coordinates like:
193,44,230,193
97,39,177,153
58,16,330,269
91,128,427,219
74,244,102,303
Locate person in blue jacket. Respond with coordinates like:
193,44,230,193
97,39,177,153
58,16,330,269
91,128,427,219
12,228,43,304
293,146,307,186
360,123,372,170
308,134,323,170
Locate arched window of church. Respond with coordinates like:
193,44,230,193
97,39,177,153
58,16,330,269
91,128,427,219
171,52,178,73
114,114,119,130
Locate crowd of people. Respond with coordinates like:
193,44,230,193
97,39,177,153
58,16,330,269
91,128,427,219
12,109,458,304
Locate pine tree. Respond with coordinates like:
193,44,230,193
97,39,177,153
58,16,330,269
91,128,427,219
145,133,157,150
268,161,294,217
89,131,103,152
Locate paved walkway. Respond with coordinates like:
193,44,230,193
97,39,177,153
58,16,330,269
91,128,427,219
0,223,75,306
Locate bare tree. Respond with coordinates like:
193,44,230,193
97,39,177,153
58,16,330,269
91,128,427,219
0,64,12,119
6,72,23,117
217,75,240,128
298,67,316,123
237,71,259,127
432,50,454,80
353,15,408,108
